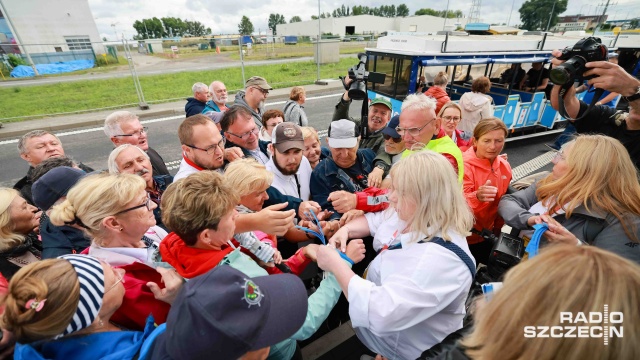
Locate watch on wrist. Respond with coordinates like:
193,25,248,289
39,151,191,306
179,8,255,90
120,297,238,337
626,85,640,102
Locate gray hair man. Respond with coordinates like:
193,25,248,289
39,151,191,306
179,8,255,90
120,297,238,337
185,82,210,117
104,110,170,177
234,76,272,128
203,81,229,112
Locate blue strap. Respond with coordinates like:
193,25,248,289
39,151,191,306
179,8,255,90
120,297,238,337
525,223,549,258
431,238,477,279
295,209,354,265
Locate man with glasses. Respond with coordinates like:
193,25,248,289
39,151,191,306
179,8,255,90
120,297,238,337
108,144,173,230
175,114,227,181
203,81,229,113
185,82,210,117
104,111,170,177
221,106,270,164
234,76,272,128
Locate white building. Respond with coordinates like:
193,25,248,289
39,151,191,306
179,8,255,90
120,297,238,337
0,0,105,64
551,22,589,32
276,14,470,38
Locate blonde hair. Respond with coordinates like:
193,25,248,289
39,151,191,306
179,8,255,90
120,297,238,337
0,259,80,343
434,71,449,86
49,173,146,241
224,158,274,197
0,188,26,251
289,86,305,101
472,117,508,139
462,245,640,360
301,126,319,142
161,171,239,246
390,151,473,241
437,101,462,118
536,135,640,242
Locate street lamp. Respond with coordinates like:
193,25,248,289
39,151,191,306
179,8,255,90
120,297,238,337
111,22,119,41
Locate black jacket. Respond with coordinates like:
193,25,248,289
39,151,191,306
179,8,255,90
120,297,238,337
185,97,206,117
40,217,91,259
14,162,94,206
147,147,170,176
0,233,42,280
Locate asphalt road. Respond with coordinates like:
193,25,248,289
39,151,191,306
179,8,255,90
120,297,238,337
0,89,557,188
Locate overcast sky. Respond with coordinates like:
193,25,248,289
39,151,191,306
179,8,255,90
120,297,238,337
89,0,640,40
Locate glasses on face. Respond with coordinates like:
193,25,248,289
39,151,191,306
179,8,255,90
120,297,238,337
442,115,461,123
227,127,259,140
115,193,152,215
252,87,269,95
115,127,148,137
185,137,226,155
553,150,566,163
396,117,436,137
382,133,403,143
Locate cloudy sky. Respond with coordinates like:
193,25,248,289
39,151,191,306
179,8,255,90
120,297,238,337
89,0,640,40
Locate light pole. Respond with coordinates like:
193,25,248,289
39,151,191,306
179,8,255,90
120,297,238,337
443,0,451,31
111,22,119,41
545,0,558,31
316,0,321,82
507,0,516,26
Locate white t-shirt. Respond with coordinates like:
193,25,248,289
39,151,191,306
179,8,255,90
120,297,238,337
265,156,312,201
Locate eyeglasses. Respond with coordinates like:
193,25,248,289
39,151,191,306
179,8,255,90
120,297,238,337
184,137,226,155
382,133,402,143
115,193,152,215
553,150,566,163
226,127,259,140
442,116,461,123
114,127,148,137
252,86,269,95
106,268,125,293
396,117,436,137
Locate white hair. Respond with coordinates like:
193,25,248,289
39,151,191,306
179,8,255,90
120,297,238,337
192,82,208,95
401,93,437,113
107,144,149,174
104,111,138,138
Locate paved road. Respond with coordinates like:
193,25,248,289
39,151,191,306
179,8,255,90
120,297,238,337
0,89,556,187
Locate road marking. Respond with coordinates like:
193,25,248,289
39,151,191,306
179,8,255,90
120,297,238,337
511,151,554,181
0,92,344,146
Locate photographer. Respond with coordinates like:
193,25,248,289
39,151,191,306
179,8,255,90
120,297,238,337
550,50,640,169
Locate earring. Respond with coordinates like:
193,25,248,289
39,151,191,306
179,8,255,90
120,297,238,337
119,228,123,232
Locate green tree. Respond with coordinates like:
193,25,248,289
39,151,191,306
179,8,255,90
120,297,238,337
629,19,639,29
238,16,254,35
397,4,410,17
290,16,302,23
268,14,286,35
519,0,568,30
132,17,165,38
160,17,186,36
415,8,439,16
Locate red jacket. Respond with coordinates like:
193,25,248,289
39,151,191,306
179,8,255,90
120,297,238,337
424,86,451,115
462,147,512,244
160,232,233,279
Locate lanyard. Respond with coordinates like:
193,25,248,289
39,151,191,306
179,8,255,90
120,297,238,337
295,209,354,265
293,174,301,198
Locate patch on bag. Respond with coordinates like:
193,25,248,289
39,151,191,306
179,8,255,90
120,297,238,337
241,279,263,307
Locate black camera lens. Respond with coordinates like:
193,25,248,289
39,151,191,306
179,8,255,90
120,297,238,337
550,56,586,85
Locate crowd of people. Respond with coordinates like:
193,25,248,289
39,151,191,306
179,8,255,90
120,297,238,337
0,54,638,360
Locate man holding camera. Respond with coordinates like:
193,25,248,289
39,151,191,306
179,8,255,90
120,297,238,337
550,50,640,169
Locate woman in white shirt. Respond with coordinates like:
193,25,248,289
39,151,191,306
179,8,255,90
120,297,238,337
317,150,475,360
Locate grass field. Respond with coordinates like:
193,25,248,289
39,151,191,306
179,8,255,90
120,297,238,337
0,58,354,121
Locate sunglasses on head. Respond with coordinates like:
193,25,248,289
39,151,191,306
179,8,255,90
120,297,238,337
382,133,402,143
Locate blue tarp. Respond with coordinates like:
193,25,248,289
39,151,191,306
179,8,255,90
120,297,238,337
10,59,95,78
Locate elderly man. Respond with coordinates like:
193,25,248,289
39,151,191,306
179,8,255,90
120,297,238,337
14,130,93,205
266,123,313,201
221,106,270,164
108,144,173,229
185,82,209,116
310,120,375,220
234,76,272,127
203,81,229,112
104,111,169,177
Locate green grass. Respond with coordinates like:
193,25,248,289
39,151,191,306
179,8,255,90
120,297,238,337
0,58,355,121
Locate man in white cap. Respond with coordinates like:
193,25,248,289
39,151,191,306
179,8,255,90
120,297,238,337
309,119,375,220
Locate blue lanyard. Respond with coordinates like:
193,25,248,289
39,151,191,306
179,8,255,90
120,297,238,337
295,209,354,265
525,223,549,258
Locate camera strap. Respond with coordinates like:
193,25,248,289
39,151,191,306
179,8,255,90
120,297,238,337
525,223,549,258
557,83,604,121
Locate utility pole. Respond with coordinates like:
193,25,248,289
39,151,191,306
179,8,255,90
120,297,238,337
595,0,617,32
546,0,558,31
0,0,39,75
443,0,451,31
111,22,119,41
507,0,516,26
316,0,321,82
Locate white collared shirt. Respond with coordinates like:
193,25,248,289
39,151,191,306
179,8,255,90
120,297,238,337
348,210,474,360
88,226,167,267
265,156,312,201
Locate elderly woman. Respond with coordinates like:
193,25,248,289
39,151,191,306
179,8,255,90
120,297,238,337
301,126,330,170
0,188,41,280
463,118,512,265
439,102,471,151
498,134,640,264
259,109,284,142
459,76,494,133
449,245,640,360
49,173,175,330
283,86,309,126
318,151,476,360
159,170,365,360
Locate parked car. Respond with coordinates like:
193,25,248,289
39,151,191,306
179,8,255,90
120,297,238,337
342,37,352,42
356,37,365,41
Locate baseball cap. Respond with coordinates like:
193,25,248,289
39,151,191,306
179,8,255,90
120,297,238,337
204,111,224,124
272,122,304,153
245,76,273,90
152,265,308,360
327,119,360,148
32,166,86,211
382,115,401,138
370,97,392,111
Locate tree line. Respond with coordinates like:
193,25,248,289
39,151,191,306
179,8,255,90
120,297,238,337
132,17,211,39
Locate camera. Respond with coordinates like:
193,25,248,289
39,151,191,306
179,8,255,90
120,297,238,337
550,37,608,86
472,229,525,284
344,53,385,100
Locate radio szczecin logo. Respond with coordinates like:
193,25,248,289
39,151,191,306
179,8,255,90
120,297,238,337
524,305,623,345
